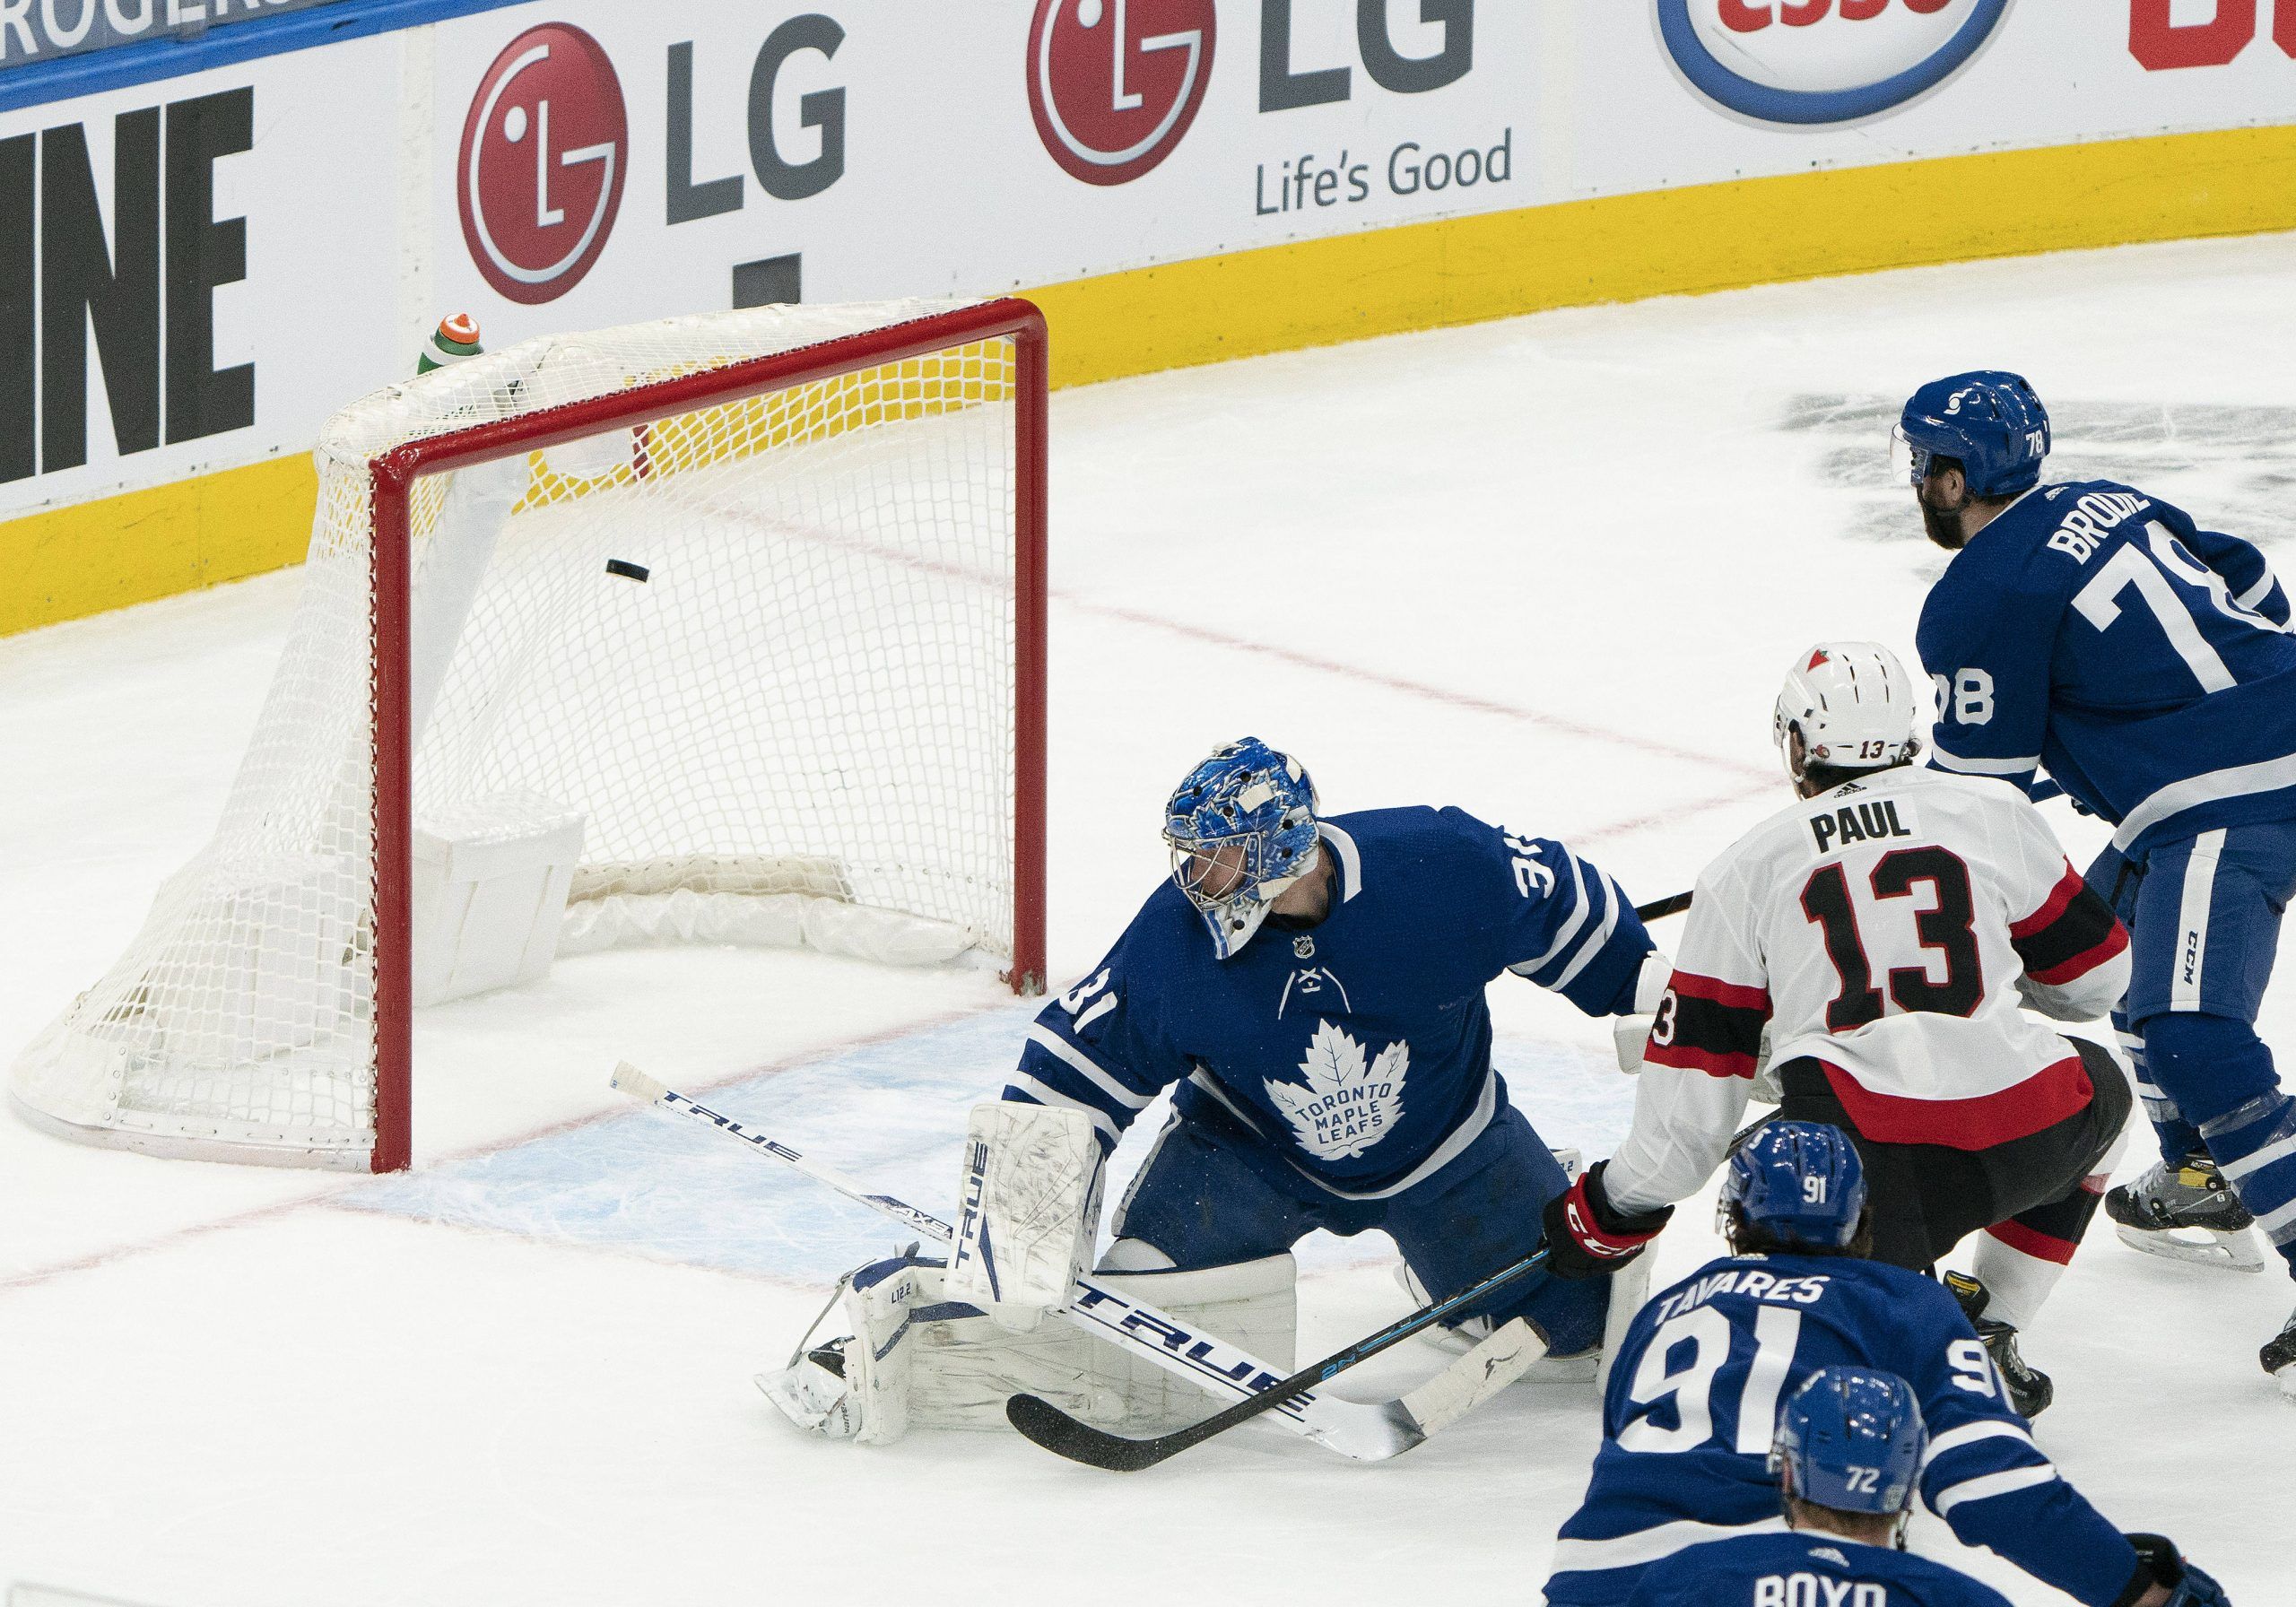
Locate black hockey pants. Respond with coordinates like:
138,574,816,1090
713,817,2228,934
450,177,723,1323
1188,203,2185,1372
1774,1036,2132,1275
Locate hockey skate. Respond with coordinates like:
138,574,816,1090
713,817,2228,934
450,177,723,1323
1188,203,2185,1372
1946,1272,2053,1419
2265,1306,2296,1401
2105,1154,2268,1273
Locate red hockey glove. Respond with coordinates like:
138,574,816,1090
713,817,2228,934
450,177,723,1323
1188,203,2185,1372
1543,1160,1674,1281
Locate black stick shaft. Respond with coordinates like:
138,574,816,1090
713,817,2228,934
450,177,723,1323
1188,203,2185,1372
1634,891,1691,922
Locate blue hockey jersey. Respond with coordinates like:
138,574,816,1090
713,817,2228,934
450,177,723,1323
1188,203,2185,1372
1918,479,2296,854
1004,807,1653,1196
1545,1255,2139,1607
1623,1533,2011,1607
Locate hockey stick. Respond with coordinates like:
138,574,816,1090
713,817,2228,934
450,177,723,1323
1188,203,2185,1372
1633,891,1691,922
610,1063,1526,1462
1005,1245,1553,1472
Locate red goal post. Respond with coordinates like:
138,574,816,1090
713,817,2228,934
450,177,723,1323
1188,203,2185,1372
366,299,1050,1171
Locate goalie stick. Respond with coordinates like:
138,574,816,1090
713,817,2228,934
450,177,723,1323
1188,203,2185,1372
1005,1246,1552,1472
609,1063,1541,1462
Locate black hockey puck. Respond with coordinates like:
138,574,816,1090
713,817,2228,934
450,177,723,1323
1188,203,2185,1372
605,559,649,582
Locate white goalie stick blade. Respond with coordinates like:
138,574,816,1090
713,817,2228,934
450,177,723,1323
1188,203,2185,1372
1395,1317,1546,1438
611,1063,1522,1461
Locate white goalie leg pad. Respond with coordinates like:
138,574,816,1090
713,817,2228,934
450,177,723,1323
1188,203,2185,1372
1082,1253,1299,1433
1596,1244,1657,1394
947,1099,1104,1331
761,1251,1300,1443
758,1254,935,1446
911,1253,1299,1436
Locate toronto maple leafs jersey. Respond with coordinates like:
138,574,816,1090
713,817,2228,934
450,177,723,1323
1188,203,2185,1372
1605,766,2129,1212
1544,1255,2139,1607
1622,1533,2012,1607
1918,479,2296,855
1004,807,1654,1196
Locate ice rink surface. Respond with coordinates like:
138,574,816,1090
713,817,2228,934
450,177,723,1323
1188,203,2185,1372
4,233,2295,1606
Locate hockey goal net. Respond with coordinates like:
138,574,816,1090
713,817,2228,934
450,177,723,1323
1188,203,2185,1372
13,298,1048,1172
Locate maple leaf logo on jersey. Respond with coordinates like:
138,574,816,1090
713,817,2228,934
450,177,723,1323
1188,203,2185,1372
1265,1019,1408,1161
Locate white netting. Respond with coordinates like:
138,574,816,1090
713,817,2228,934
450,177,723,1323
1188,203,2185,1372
13,300,1027,1166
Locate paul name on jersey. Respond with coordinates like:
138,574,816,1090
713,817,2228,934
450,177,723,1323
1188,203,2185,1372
1007,806,1654,1194
1919,478,2296,854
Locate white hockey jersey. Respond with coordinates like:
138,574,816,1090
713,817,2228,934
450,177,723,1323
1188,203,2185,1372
1606,765,2130,1213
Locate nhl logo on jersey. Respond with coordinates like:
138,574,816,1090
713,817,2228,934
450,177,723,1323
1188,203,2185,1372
1266,1020,1408,1161
1293,934,1316,959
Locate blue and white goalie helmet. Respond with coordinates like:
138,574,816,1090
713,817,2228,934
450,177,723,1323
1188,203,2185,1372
1770,1367,1926,1519
1162,737,1320,960
1896,370,2050,499
1720,1120,1868,1249
1774,642,1921,779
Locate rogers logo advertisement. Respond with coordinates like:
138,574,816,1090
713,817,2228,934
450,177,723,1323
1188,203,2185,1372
1657,0,2008,125
459,23,629,304
1028,0,1215,185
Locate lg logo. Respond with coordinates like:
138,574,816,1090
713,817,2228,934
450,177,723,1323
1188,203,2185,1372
1260,0,1475,109
458,24,628,305
1026,1,1480,186
1027,0,1216,186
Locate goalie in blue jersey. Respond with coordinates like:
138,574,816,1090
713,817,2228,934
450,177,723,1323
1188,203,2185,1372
1547,1124,2224,1607
1901,372,2296,1386
949,737,1666,1377
759,737,1665,1446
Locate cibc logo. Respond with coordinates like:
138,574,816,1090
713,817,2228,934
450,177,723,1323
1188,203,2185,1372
459,23,628,304
1657,0,2008,125
1028,0,1216,185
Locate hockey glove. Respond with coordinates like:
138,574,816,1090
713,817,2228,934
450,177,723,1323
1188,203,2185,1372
2119,1535,2230,1607
1543,1160,1673,1281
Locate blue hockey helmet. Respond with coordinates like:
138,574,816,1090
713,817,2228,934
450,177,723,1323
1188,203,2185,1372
1720,1121,1868,1249
1770,1367,1926,1518
1162,737,1320,960
1896,370,2050,499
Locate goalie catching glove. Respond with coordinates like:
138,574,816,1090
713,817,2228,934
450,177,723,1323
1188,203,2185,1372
946,1099,1104,1331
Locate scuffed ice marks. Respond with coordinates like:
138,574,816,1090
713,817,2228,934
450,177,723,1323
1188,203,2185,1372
336,1012,1629,1285
1785,393,2296,550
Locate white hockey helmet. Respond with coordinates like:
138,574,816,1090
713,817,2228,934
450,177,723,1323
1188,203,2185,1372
1773,642,1922,782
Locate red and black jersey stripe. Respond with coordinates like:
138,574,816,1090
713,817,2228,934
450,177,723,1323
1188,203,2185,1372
2010,864,2128,986
1645,971,1770,1079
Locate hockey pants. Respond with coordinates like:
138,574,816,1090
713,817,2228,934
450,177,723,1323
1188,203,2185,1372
1776,1038,2128,1315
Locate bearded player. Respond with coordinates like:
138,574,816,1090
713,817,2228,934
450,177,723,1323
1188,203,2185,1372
1900,370,2296,1389
1544,643,2131,1415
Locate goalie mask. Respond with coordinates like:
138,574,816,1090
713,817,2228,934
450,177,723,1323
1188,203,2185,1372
1773,642,1921,786
1163,737,1320,960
